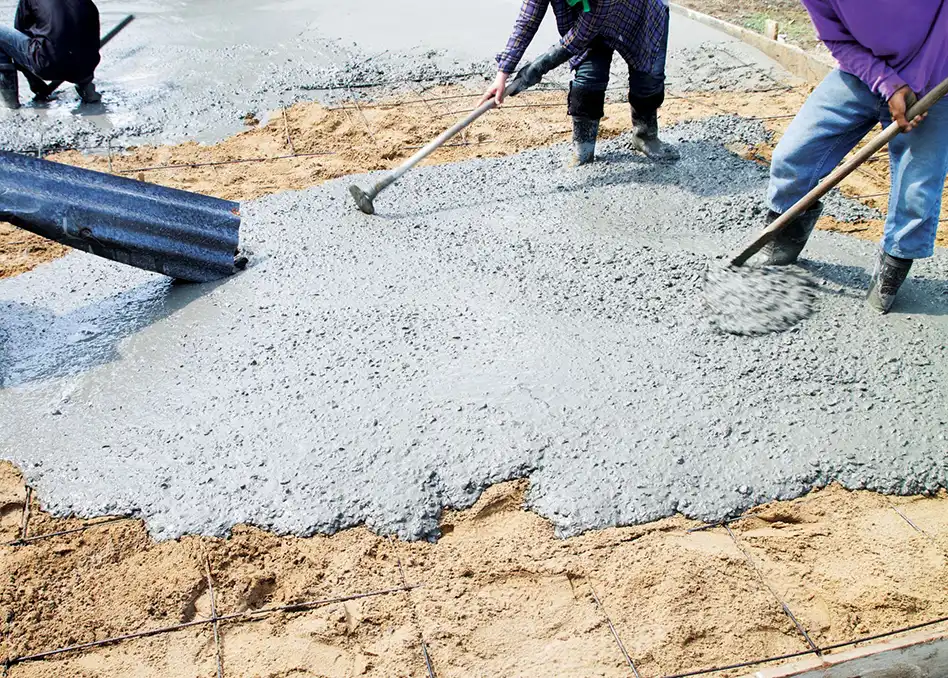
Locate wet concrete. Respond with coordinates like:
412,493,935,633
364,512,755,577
2,117,946,541
0,0,792,151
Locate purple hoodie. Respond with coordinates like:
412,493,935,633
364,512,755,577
802,0,948,99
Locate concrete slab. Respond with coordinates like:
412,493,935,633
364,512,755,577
1,118,946,541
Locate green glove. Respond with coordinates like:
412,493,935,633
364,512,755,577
566,0,591,11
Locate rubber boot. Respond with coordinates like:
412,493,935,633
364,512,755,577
567,84,605,167
75,81,102,104
23,69,52,101
570,116,600,166
0,62,20,110
866,249,913,314
629,91,678,163
761,202,823,266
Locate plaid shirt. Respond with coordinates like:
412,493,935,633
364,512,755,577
496,0,669,74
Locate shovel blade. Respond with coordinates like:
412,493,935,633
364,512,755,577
0,151,241,283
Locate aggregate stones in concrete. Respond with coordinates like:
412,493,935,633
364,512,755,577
1,117,947,542
0,0,795,152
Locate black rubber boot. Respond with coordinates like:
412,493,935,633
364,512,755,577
567,84,605,167
629,90,678,163
75,81,102,104
23,69,52,101
761,202,824,266
570,117,600,166
866,249,913,314
0,62,19,110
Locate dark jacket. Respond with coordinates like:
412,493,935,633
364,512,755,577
14,0,100,82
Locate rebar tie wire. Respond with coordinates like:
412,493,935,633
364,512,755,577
4,585,419,669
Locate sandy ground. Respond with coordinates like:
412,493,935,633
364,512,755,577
2,461,948,677
3,84,943,280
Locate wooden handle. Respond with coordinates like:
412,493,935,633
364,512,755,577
370,78,527,197
730,75,948,267
375,98,498,192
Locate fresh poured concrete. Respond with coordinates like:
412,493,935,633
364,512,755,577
2,118,946,541
0,0,788,150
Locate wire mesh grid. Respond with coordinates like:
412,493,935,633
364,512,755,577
3,485,947,677
11,73,947,225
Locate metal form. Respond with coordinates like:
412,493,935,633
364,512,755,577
0,151,242,283
660,616,948,678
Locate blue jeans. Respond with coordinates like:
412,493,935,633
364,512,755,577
769,69,948,260
0,24,32,68
0,24,49,93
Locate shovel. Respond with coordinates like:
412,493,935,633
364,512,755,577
349,75,532,215
728,75,948,267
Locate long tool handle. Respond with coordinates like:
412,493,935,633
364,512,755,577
44,15,135,96
369,97,499,196
730,75,948,267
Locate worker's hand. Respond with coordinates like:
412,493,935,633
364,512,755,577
889,86,926,132
478,71,509,107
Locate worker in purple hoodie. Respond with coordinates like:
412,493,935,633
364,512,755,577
762,0,948,313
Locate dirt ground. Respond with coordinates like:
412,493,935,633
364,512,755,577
2,461,948,678
3,84,944,280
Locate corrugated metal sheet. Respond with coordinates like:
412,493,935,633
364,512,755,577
0,151,241,282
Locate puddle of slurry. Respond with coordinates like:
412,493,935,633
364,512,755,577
1,115,946,543
0,274,220,390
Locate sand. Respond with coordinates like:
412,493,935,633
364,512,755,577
3,462,948,677
4,84,940,280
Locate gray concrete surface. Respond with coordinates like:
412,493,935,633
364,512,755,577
2,117,946,541
0,0,790,150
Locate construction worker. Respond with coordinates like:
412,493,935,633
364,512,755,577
0,0,102,109
480,0,678,165
763,0,948,313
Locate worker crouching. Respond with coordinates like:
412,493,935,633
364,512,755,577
0,0,102,109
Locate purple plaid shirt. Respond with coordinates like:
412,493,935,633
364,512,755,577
496,0,669,74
